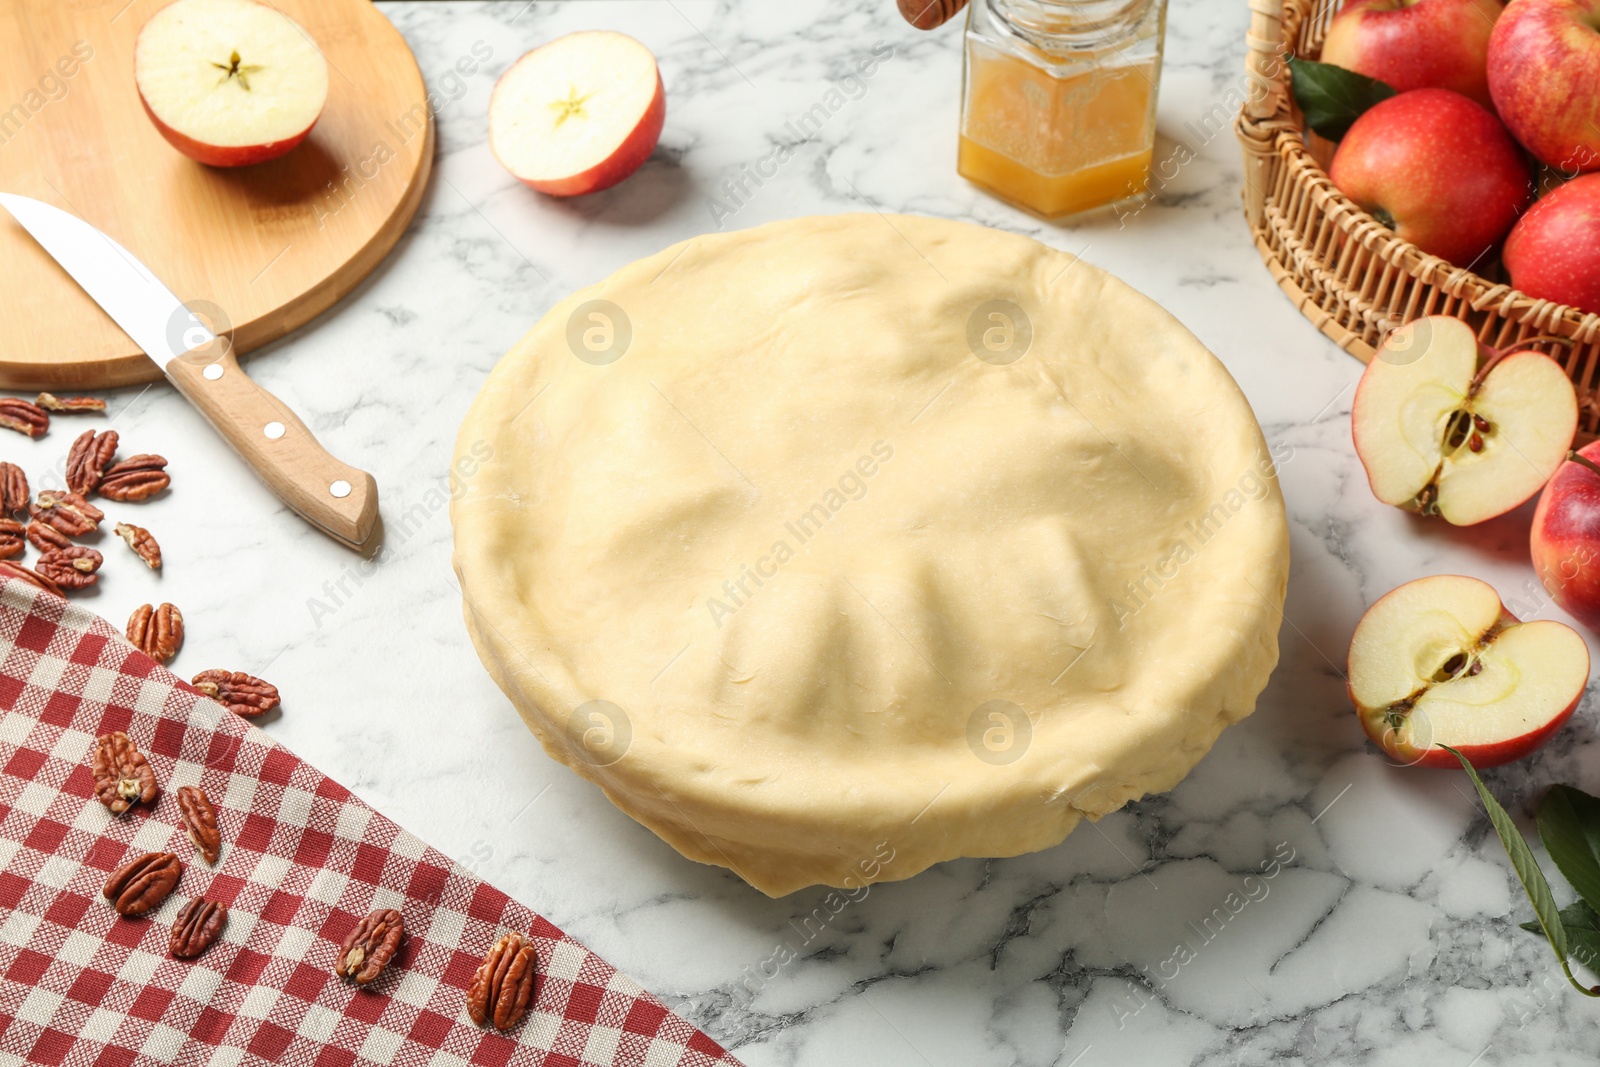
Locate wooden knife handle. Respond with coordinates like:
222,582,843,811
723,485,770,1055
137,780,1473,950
165,340,378,549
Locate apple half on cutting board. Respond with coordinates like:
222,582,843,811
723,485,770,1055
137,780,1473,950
1349,575,1588,768
134,0,329,167
489,31,666,197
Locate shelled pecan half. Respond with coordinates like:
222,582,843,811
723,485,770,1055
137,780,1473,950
103,851,181,916
170,898,227,959
30,489,103,536
115,522,162,569
0,559,62,596
336,909,405,985
98,455,169,502
36,393,105,413
127,603,183,664
176,785,221,865
466,932,536,1031
0,520,22,560
66,429,119,495
91,731,159,814
191,670,279,718
0,462,28,513
0,398,48,438
26,521,70,552
36,546,101,590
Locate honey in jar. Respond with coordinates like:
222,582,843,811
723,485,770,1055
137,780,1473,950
959,0,1168,219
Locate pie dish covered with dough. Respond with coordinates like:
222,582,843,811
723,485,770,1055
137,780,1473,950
452,214,1288,896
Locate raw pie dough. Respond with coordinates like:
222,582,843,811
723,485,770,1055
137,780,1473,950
452,214,1289,897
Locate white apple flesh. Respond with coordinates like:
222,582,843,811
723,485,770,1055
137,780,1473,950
1352,316,1578,525
1349,575,1588,768
135,0,328,168
489,31,665,197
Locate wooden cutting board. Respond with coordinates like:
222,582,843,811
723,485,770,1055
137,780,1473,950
0,0,433,388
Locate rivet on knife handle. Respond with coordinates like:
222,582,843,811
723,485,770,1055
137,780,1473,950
166,340,378,549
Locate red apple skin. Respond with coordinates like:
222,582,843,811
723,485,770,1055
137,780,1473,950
1504,174,1600,315
1356,690,1579,767
1321,0,1505,108
1533,441,1600,630
1488,0,1600,173
1329,89,1533,268
137,85,320,167
501,70,665,198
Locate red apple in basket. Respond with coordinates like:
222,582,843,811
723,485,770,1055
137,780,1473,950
1352,316,1577,524
1488,0,1600,174
1328,89,1533,269
1532,442,1600,631
1350,574,1588,768
489,31,666,197
1321,0,1505,108
1504,174,1600,316
134,0,328,168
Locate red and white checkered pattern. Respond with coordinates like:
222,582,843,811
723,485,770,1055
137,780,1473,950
0,578,741,1067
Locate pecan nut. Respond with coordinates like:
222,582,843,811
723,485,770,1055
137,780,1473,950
36,546,102,590
103,851,181,916
98,455,169,502
176,785,221,865
467,932,537,1031
30,489,103,536
91,731,159,814
36,392,106,413
337,908,405,985
192,670,279,718
115,522,162,569
127,603,184,664
66,429,119,495
0,398,48,438
0,462,27,513
0,520,21,560
170,898,227,959
26,521,70,552
0,559,62,597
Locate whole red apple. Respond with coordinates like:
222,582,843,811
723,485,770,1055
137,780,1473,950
1322,0,1505,108
1329,89,1533,268
1505,174,1600,315
1532,443,1600,630
1488,0,1600,173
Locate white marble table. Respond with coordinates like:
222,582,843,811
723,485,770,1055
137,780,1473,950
32,1,1600,1063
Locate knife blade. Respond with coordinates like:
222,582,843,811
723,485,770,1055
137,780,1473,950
0,193,378,550
0,193,214,366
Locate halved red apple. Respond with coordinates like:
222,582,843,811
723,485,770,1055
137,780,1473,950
489,31,666,197
134,0,328,168
1352,316,1578,525
1349,574,1588,768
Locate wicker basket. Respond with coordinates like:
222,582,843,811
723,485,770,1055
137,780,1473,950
1236,0,1600,436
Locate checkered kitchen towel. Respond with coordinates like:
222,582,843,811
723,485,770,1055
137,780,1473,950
0,577,740,1067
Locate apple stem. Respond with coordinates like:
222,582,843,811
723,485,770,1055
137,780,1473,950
1566,450,1600,481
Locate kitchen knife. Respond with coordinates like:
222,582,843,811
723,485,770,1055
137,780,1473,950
0,193,377,550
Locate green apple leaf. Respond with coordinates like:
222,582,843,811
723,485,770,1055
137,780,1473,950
1539,785,1600,919
1287,58,1396,141
1443,746,1599,996
1522,900,1600,974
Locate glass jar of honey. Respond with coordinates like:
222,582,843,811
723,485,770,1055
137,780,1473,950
959,0,1167,219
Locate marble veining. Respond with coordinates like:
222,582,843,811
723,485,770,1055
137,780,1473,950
9,1,1600,1063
